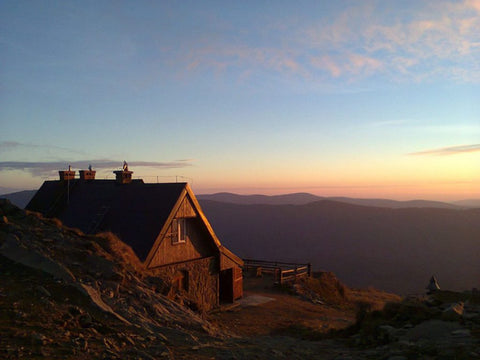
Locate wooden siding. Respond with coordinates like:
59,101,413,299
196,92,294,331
220,252,240,271
148,196,217,268
149,219,214,267
233,266,243,300
219,265,243,302
176,196,196,218
218,252,243,301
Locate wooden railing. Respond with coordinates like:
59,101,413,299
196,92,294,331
243,259,311,285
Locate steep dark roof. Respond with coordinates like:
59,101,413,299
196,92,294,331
27,180,187,261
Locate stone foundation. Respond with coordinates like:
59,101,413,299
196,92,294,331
151,257,218,312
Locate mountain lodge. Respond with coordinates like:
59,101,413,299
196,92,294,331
26,164,243,311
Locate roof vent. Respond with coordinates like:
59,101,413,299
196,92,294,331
113,161,133,184
59,165,75,181
79,164,96,181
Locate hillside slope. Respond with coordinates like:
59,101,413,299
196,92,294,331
0,199,234,359
200,200,480,294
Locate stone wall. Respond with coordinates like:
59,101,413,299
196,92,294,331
151,257,218,312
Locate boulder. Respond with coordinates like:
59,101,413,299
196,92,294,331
442,302,464,321
0,234,76,283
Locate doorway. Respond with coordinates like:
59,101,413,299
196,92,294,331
219,268,234,303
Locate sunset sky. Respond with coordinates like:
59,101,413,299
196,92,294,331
1,1,479,200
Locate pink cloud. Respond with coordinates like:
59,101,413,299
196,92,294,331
180,0,480,84
347,53,383,75
310,56,342,77
409,144,480,156
466,0,480,12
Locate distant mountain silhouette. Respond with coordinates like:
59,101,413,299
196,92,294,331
0,190,36,208
198,192,462,209
0,187,21,196
3,189,473,210
328,197,461,209
451,199,480,208
197,192,323,205
199,199,480,294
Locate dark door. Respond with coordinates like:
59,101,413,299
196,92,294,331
219,268,234,303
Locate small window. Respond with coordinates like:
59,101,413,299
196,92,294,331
171,218,187,244
178,218,187,242
172,270,188,292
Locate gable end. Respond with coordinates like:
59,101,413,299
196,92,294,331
145,186,220,268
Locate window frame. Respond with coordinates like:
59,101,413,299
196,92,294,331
171,218,187,244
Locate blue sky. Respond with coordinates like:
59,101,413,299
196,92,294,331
1,0,479,200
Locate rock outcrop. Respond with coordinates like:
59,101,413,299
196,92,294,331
426,275,440,293
352,292,480,358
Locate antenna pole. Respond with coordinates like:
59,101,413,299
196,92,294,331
67,176,70,205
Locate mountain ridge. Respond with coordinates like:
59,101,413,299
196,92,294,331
197,192,469,209
199,199,480,294
2,189,479,210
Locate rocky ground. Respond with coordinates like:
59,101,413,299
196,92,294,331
350,293,480,358
1,198,479,359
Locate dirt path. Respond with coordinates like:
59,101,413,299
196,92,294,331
209,274,401,339
209,276,356,337
210,291,354,337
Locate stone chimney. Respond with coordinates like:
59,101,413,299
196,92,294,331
113,161,133,184
59,165,75,181
79,164,96,181
79,170,96,181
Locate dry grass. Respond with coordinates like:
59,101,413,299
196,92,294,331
209,273,401,338
95,231,145,272
302,271,351,305
24,210,85,236
349,287,402,312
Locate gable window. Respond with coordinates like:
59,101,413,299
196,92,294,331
171,218,187,244
178,218,187,242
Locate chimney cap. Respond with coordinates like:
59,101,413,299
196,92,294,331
59,165,75,181
114,161,133,184
79,168,96,181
